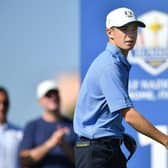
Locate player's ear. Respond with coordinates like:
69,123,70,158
106,28,114,39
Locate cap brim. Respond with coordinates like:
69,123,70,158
124,21,146,28
44,88,59,95
114,21,146,28
134,21,146,27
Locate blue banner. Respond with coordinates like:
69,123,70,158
80,1,168,168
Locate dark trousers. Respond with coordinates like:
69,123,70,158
75,137,127,168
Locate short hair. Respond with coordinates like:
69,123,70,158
0,87,10,110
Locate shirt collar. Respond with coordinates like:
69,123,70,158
105,43,131,69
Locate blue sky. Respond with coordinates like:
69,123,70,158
0,0,79,126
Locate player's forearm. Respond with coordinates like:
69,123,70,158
122,108,168,148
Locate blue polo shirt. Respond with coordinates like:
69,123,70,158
74,43,134,139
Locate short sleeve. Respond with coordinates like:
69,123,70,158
19,122,36,151
99,63,133,113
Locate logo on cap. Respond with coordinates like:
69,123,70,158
125,10,134,17
128,10,168,75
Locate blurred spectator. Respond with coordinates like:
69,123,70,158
19,80,77,168
0,87,23,168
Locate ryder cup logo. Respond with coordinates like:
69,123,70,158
128,11,168,75
125,10,134,17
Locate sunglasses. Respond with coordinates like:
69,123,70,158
45,90,59,98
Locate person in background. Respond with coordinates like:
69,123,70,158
19,80,77,168
0,87,23,168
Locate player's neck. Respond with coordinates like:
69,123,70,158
108,40,129,57
119,48,128,57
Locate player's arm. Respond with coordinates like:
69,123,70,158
121,107,168,149
20,127,68,166
98,64,168,148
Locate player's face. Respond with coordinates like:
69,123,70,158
0,92,8,124
108,23,138,55
40,90,60,113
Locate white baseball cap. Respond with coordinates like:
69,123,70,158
106,7,145,29
37,80,58,99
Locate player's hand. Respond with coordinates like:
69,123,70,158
123,133,137,161
45,127,70,149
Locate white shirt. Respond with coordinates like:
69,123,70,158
0,123,23,168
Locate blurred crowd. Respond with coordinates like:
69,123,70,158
0,80,77,168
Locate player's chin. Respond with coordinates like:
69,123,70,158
125,43,135,50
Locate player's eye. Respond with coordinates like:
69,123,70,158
119,26,128,32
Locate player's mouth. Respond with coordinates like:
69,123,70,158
125,40,135,46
